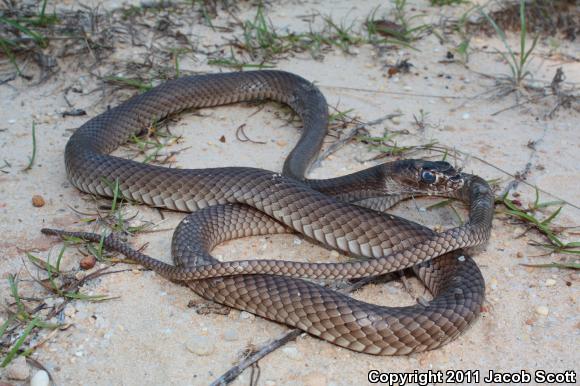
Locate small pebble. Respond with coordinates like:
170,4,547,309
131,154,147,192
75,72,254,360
391,116,401,124
535,306,549,316
30,370,50,386
185,335,216,356
461,112,470,120
239,311,255,321
516,251,524,258
8,119,16,124
5,355,29,380
282,346,301,360
79,255,96,270
545,279,557,287
525,318,535,326
32,195,45,207
330,250,340,259
293,237,302,245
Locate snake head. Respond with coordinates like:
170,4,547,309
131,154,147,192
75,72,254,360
391,159,464,195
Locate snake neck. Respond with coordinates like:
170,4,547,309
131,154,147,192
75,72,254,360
450,174,494,240
304,163,408,205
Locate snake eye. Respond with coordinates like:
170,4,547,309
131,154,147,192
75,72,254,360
421,170,437,184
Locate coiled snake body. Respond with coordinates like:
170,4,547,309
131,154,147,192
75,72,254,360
43,71,493,355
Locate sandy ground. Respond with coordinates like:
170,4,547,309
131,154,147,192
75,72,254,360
1,1,579,385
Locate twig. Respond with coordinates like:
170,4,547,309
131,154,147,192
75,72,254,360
397,271,417,300
235,124,266,144
209,329,302,386
321,84,468,99
45,267,121,319
0,74,17,84
499,162,532,199
312,113,401,170
490,93,551,116
548,67,579,118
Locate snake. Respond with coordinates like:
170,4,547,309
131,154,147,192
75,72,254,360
42,70,494,355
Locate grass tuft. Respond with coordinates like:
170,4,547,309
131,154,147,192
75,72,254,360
104,76,153,92
480,0,539,87
498,188,579,255
365,1,431,48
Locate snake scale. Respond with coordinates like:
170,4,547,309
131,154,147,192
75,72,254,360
43,70,494,355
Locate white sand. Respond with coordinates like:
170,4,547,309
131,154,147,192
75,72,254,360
1,1,578,385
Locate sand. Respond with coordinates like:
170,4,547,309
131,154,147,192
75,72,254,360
1,1,578,385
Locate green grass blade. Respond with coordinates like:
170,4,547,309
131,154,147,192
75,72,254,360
519,0,526,70
26,252,59,274
521,262,580,270
536,200,565,209
23,122,37,171
8,275,25,316
0,17,47,47
1,317,38,367
426,199,453,210
63,292,116,301
0,316,14,338
479,8,518,78
541,207,562,226
533,186,540,208
111,178,120,213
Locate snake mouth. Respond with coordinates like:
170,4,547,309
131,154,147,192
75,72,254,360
447,171,466,190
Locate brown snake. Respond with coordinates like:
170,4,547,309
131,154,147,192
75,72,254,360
42,70,493,355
